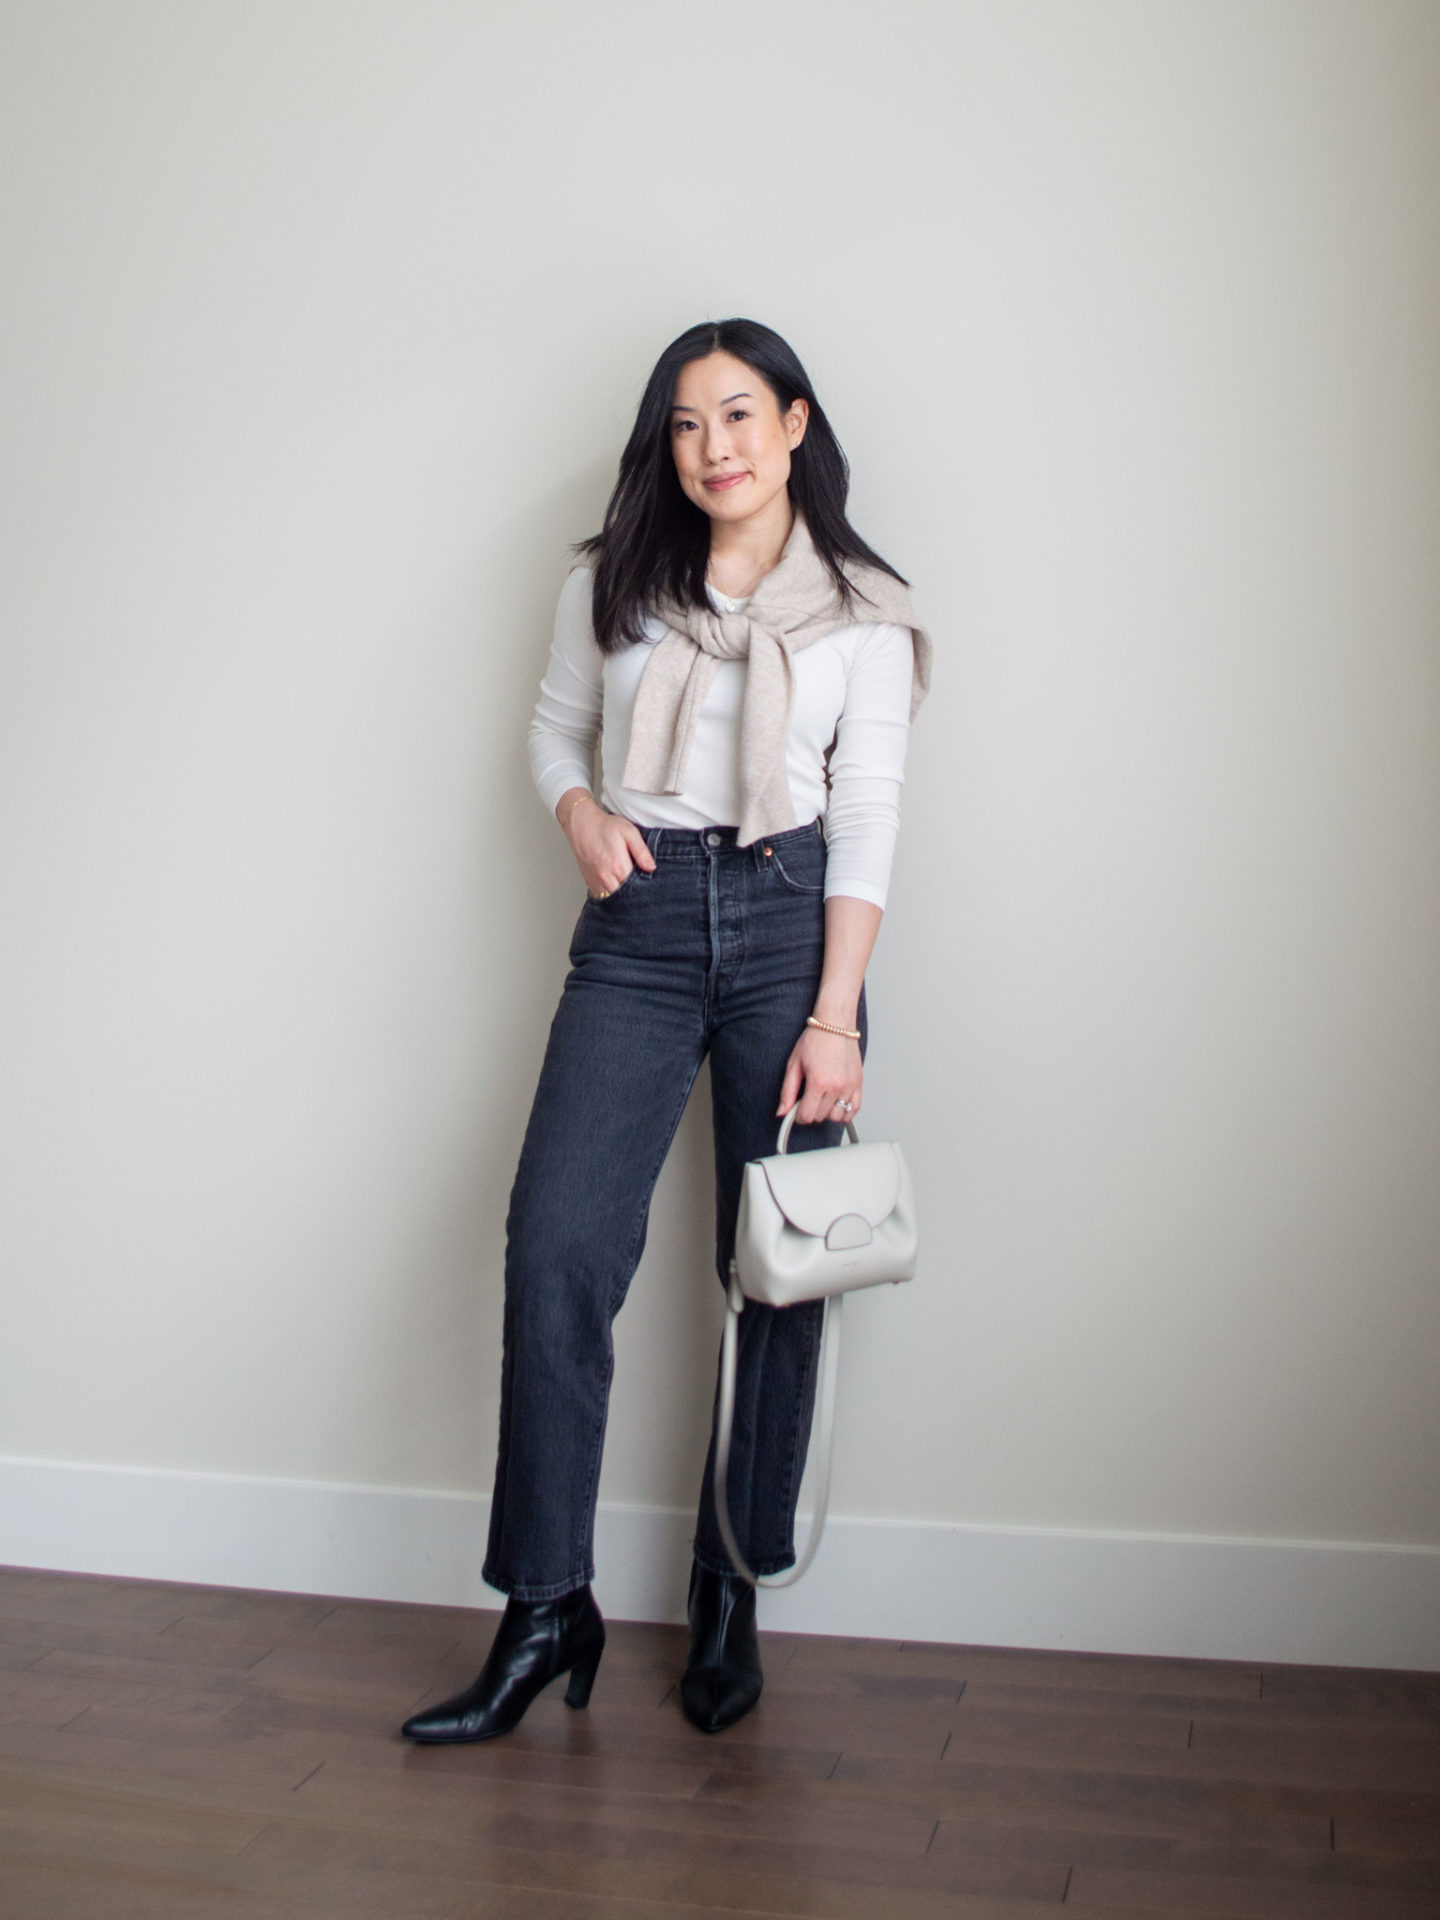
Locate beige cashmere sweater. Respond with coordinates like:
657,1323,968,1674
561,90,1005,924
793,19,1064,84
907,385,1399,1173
620,515,930,848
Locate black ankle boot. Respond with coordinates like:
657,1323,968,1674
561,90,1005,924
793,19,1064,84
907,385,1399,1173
401,1586,604,1743
681,1560,763,1734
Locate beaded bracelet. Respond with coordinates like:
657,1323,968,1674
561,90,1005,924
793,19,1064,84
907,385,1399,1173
806,1015,862,1041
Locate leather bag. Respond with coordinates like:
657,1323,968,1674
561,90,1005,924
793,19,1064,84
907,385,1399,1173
714,1112,918,1586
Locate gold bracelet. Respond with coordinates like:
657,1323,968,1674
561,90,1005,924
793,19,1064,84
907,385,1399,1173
806,1015,861,1041
558,791,594,831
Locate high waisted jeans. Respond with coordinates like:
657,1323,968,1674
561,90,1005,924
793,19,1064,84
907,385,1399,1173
483,820,863,1601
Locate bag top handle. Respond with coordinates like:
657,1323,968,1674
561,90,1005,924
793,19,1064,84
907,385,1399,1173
776,1110,861,1155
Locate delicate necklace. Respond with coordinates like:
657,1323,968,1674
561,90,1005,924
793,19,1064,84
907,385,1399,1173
710,580,747,614
706,557,770,611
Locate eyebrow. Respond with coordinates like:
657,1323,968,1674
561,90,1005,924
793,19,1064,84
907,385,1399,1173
671,392,751,412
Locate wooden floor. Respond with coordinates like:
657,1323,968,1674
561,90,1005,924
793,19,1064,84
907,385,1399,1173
1,1566,1438,1918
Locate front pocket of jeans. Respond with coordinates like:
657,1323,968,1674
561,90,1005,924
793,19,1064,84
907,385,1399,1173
588,865,643,904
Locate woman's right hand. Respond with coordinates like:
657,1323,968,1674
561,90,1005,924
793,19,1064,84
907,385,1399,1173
558,789,657,898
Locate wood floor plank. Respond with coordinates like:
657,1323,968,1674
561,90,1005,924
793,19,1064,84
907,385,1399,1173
0,1641,49,1678
291,1753,939,1859
876,1642,1264,1701
87,1578,338,1630
0,1570,132,1617
0,1570,321,1636
275,1860,1058,1920
945,1702,1194,1766
958,1681,1290,1725
1337,1817,1440,1858
238,1809,1035,1915
15,1649,422,1718
219,1686,449,1741
1257,1666,1440,1716
0,1720,325,1801
697,1775,1339,1873
417,1814,1067,1904
933,1818,1440,1892
0,1855,288,1920
153,1610,454,1664
1189,1696,1440,1739
1186,1717,1440,1794
760,1664,962,1706
250,1857,1069,1920
0,1821,280,1907
0,1741,330,1835
0,1667,243,1731
1065,1860,1440,1916
26,1644,288,1698
6,1613,278,1672
833,1752,1334,1846
0,1610,64,1656
0,1766,269,1856
669,1873,1077,1920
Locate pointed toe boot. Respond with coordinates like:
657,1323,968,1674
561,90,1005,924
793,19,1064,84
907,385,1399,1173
401,1585,604,1743
680,1560,763,1734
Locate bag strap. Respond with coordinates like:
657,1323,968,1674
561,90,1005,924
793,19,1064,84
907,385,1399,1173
713,1262,844,1588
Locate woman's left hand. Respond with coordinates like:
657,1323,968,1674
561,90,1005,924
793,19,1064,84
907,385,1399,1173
778,1025,862,1128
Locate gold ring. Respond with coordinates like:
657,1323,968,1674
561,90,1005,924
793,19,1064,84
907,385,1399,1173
596,889,610,899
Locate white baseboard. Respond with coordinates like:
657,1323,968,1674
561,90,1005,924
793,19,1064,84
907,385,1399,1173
2,1455,1436,1671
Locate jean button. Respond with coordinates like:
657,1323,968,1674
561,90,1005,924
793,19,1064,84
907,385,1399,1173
705,830,722,848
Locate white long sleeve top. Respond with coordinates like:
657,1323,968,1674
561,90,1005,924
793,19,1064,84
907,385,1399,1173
529,566,915,909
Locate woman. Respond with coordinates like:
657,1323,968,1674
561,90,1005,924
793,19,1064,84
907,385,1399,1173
402,318,928,1744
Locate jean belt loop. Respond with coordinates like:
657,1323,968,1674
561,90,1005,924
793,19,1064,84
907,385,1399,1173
644,825,661,857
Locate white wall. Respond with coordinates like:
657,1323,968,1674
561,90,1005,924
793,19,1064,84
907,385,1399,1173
3,0,1438,1662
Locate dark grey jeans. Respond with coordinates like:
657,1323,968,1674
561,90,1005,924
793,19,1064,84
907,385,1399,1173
483,821,864,1600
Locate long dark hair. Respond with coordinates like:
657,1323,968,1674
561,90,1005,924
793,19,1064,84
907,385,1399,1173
579,319,906,654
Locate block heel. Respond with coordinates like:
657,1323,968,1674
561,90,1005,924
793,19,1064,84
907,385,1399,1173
564,1649,602,1709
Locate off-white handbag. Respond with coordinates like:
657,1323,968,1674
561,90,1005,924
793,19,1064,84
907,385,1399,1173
714,1111,918,1586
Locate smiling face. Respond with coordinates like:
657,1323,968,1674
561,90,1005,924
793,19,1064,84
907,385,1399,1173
669,351,809,534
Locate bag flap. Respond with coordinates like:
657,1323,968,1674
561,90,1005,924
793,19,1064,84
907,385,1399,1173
758,1141,902,1238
